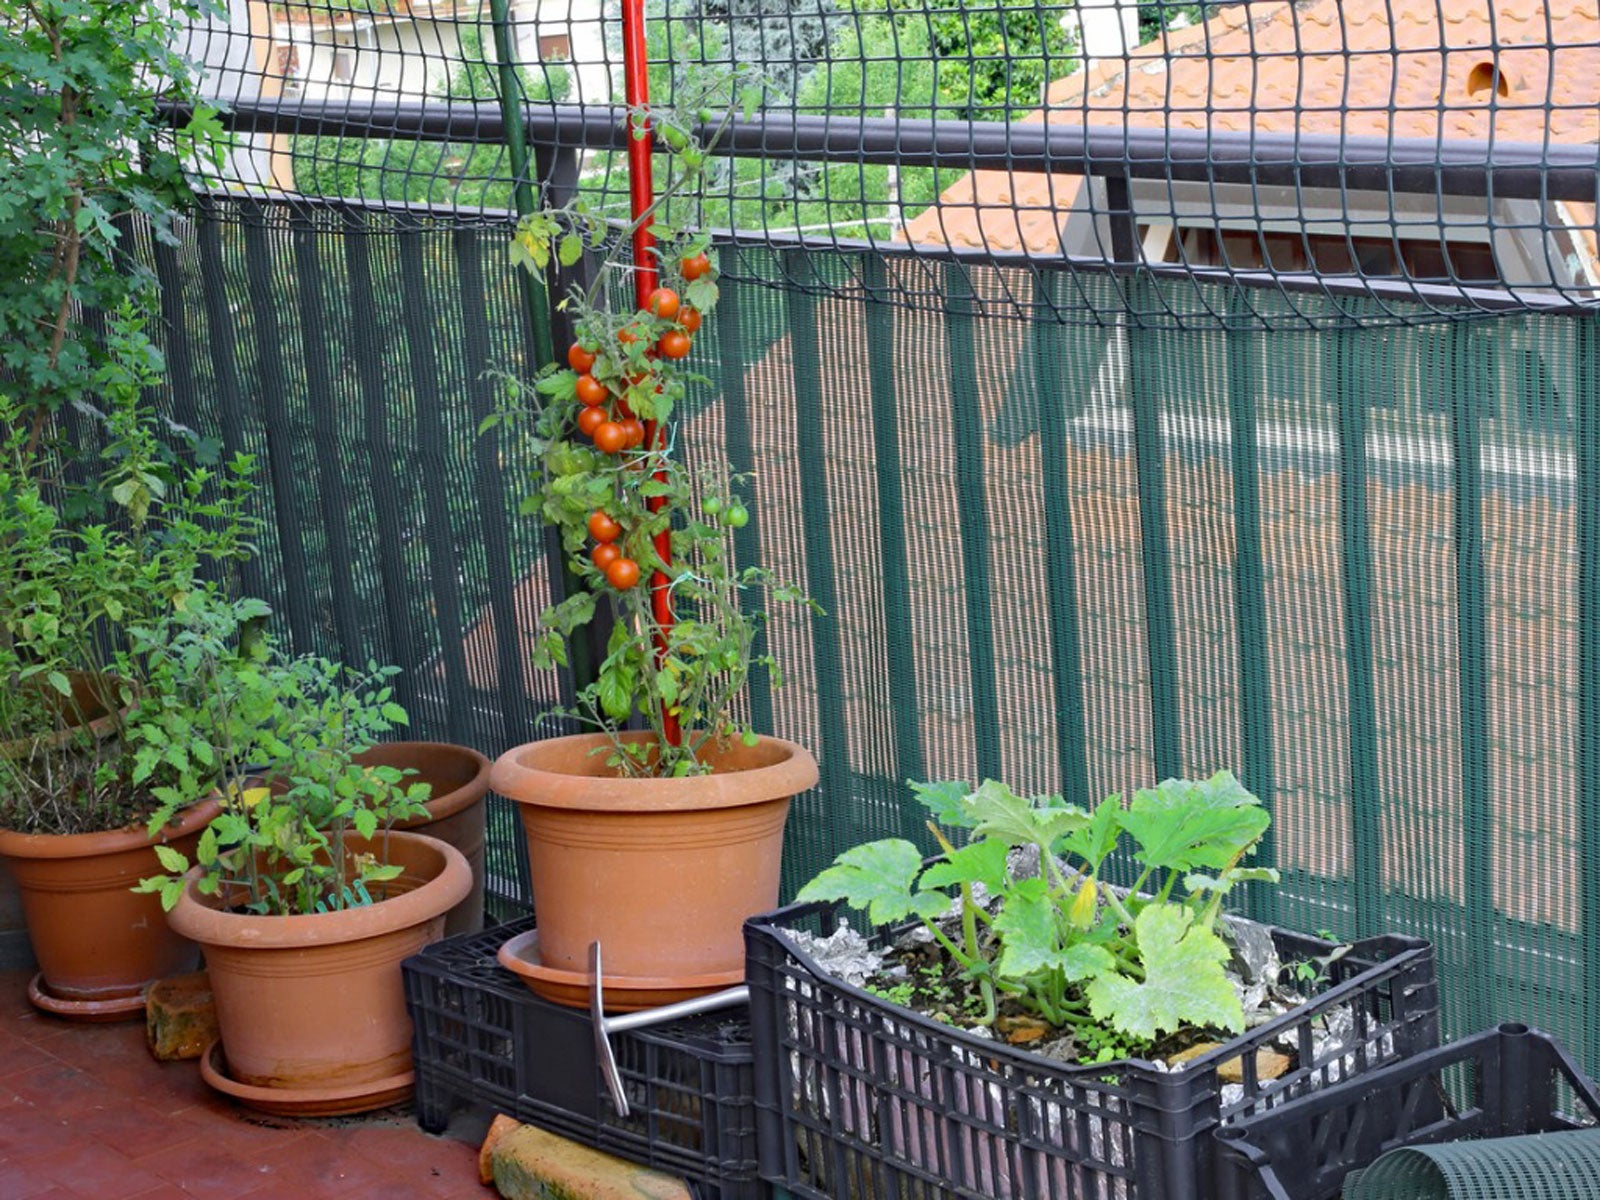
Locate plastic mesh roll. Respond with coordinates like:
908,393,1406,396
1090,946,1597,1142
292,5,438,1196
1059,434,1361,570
1345,1130,1600,1200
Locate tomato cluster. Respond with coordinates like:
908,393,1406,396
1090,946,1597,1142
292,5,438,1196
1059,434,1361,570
564,256,715,593
586,508,639,590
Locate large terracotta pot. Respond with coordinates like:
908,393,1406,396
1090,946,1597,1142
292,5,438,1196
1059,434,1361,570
490,732,817,1008
0,797,222,1020
356,741,490,937
167,829,469,1116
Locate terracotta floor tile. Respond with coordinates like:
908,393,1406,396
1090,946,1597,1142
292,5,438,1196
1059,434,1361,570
123,1186,196,1200
0,1157,61,1200
74,1100,207,1161
166,1102,313,1157
0,971,501,1200
6,1062,114,1109
342,1120,483,1174
0,1037,59,1080
0,1112,81,1161
135,1139,292,1194
20,1142,166,1200
258,1132,402,1198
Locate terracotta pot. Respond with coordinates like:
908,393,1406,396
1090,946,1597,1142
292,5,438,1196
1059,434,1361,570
0,797,222,1019
356,741,490,937
166,829,470,1115
490,732,817,1005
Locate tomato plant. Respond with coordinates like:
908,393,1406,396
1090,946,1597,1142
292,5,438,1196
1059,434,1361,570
492,69,814,778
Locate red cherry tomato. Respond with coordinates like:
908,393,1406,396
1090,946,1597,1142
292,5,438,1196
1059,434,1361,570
679,306,702,334
606,557,641,590
592,542,621,571
681,253,711,281
658,330,692,360
646,287,681,322
568,343,596,372
588,511,622,543
593,421,628,455
575,374,607,407
577,406,606,437
618,418,646,449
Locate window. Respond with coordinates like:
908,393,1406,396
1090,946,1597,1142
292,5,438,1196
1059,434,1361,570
1141,225,1502,285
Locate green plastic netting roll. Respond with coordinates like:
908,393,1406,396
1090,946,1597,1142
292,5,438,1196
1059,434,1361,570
1343,1129,1600,1200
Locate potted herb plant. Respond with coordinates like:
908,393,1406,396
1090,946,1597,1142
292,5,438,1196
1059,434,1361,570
357,740,491,938
0,0,227,1012
146,620,471,1116
0,355,257,1019
485,80,817,1009
746,773,1439,1200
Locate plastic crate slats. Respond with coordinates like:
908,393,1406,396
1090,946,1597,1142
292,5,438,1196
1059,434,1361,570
403,919,761,1200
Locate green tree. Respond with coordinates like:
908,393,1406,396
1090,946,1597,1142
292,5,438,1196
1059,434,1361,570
850,0,1079,120
290,23,570,208
0,0,223,444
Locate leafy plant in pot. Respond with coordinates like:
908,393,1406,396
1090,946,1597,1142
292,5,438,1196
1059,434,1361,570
0,361,257,1020
746,773,1438,1200
485,78,818,1010
0,0,228,1015
145,617,471,1116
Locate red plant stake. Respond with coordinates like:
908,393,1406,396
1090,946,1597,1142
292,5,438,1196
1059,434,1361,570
620,0,679,746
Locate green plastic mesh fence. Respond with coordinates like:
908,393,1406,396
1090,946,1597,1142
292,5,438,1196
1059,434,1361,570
135,199,1600,1071
130,0,1600,328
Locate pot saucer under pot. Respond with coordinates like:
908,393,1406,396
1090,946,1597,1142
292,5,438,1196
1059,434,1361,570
497,929,744,1012
27,973,147,1022
199,1040,413,1117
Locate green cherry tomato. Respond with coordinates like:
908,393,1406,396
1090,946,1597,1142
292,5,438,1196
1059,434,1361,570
701,496,723,518
724,504,749,529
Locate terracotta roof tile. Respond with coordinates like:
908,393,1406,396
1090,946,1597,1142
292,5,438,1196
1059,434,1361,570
904,0,1600,254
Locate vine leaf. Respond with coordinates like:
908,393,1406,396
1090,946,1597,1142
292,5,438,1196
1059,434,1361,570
795,838,946,926
1085,905,1243,1040
962,780,1088,849
1117,770,1269,874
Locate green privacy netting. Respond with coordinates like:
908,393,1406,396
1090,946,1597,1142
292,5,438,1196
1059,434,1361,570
1344,1131,1600,1200
132,197,1600,1073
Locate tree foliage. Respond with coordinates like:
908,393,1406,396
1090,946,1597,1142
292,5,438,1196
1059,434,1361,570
0,0,223,430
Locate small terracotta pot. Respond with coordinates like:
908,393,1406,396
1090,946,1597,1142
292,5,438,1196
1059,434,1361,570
0,797,222,1018
490,732,817,1004
356,741,490,937
166,829,470,1114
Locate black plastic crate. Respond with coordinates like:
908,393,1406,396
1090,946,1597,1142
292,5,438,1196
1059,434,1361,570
746,901,1439,1200
403,918,763,1200
1214,1023,1600,1200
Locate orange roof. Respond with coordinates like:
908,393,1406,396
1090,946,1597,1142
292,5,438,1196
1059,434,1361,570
903,0,1600,254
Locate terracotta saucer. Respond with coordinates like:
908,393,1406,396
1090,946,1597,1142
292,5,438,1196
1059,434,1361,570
496,929,745,1012
199,1040,413,1117
27,974,146,1022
